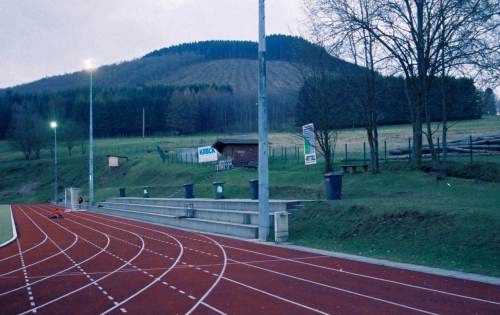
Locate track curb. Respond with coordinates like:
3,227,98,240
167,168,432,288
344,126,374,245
88,208,500,286
0,205,17,248
268,243,500,286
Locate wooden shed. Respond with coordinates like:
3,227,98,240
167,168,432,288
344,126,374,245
212,139,258,167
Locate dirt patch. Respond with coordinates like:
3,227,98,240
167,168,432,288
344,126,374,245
19,182,40,195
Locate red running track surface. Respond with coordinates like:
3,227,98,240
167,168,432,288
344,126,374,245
0,204,499,315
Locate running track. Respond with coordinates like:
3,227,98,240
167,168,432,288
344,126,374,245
1,204,499,314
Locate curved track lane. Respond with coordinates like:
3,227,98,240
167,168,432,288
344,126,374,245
1,204,499,315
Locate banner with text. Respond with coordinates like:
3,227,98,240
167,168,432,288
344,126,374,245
198,146,218,163
302,123,317,165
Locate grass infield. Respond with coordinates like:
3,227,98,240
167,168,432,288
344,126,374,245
0,205,13,245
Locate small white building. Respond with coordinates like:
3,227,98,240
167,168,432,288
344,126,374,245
107,155,128,167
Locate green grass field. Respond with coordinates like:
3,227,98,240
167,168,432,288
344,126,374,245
0,205,13,245
0,116,499,275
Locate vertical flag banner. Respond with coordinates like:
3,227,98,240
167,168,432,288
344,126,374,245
302,123,317,165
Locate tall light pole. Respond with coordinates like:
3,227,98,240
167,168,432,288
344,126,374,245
258,0,269,241
50,121,58,203
85,59,96,206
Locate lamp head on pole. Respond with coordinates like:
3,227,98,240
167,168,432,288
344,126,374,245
84,59,96,72
50,121,58,129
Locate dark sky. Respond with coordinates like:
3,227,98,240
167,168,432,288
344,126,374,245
0,0,304,88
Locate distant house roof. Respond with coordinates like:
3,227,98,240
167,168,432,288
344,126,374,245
212,138,258,152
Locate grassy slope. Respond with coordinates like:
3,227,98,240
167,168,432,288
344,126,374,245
0,117,499,275
0,205,13,244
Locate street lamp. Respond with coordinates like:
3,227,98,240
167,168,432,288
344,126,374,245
84,59,96,206
50,121,58,203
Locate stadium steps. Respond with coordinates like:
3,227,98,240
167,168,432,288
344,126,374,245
93,205,259,239
94,198,303,239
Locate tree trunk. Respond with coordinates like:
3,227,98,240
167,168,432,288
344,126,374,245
324,148,333,173
442,102,448,162
413,102,423,169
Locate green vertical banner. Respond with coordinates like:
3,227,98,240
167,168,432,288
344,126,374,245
302,123,317,165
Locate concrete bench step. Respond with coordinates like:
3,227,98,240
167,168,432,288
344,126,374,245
107,197,301,212
98,202,262,225
93,206,259,239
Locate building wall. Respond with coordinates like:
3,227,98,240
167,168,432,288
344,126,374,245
223,144,258,167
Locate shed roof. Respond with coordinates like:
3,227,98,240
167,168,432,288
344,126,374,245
213,138,258,152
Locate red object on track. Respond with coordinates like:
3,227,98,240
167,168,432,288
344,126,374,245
47,209,64,219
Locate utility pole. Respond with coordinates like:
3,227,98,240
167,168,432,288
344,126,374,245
258,0,269,241
142,107,145,138
84,60,95,207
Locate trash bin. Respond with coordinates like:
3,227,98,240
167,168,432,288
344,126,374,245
119,188,126,197
249,179,258,200
183,183,194,199
143,187,150,198
324,172,343,200
212,182,225,199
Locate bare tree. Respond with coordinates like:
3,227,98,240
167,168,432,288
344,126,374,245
7,105,50,160
61,120,85,156
306,0,382,173
297,74,353,172
305,0,500,169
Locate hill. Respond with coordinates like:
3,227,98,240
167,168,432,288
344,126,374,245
6,35,360,95
1,117,500,276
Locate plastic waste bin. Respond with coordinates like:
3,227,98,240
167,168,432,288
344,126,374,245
324,172,343,200
249,179,258,200
183,183,194,199
212,182,225,199
119,188,126,197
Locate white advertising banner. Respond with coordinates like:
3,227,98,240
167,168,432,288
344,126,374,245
198,146,218,163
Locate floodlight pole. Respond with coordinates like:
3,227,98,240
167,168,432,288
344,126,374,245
89,70,94,207
53,125,58,203
258,0,269,241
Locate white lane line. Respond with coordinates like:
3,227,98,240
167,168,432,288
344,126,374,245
0,213,79,278
17,239,37,313
17,205,118,313
201,301,227,315
81,212,228,314
82,212,228,315
69,213,184,315
1,207,111,297
222,245,500,306
222,276,329,315
17,205,146,315
229,257,436,315
0,207,48,263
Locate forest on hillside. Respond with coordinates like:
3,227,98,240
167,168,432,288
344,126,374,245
0,34,492,161
0,75,485,150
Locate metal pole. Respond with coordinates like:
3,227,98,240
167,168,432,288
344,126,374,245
89,70,94,206
469,135,473,164
142,107,145,138
53,126,58,203
384,140,387,161
258,0,269,241
363,142,366,164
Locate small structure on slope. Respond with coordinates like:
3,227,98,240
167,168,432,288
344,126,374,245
212,138,258,167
